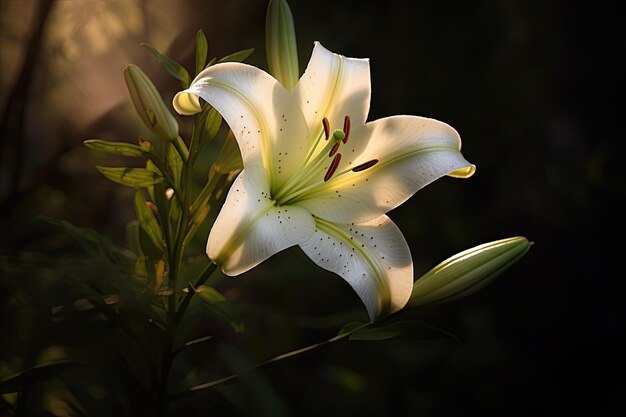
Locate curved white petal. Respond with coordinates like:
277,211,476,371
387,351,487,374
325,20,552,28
173,62,310,190
295,116,475,224
208,166,315,275
293,42,371,151
299,215,413,321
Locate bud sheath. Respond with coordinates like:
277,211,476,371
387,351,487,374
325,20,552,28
266,0,299,91
409,236,531,308
124,64,179,141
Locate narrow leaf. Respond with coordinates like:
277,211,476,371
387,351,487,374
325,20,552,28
218,48,254,63
83,139,145,157
195,286,244,333
349,320,459,342
142,43,191,87
0,361,87,394
201,107,222,145
195,29,208,75
133,190,165,254
39,216,136,268
95,166,164,187
167,143,183,188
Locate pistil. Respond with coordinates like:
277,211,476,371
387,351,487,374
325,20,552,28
273,115,377,206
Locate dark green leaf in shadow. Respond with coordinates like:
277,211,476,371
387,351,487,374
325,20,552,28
349,320,459,342
0,361,87,394
195,286,245,334
337,321,367,336
133,190,165,255
38,217,136,269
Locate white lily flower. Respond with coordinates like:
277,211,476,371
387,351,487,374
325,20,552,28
173,42,475,320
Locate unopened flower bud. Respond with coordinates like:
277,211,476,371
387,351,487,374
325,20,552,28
409,237,531,308
124,64,179,141
266,0,299,91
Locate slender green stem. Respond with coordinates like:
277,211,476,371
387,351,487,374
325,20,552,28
173,135,189,163
167,323,369,401
175,262,218,323
146,153,184,207
155,113,206,417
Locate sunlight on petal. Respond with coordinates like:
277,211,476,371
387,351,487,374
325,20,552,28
300,215,413,320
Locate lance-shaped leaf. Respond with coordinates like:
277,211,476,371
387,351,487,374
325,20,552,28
409,236,531,308
95,166,164,187
195,285,245,333
142,43,191,87
83,139,146,157
218,48,255,63
0,361,87,394
133,190,165,255
39,216,136,268
195,29,208,75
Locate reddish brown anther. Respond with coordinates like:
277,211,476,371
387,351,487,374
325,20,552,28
329,141,341,157
324,153,342,182
342,115,351,143
352,159,379,172
322,117,331,140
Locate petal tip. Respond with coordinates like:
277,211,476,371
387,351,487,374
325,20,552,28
447,164,476,179
172,91,202,115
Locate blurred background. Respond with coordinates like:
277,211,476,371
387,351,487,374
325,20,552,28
1,0,623,416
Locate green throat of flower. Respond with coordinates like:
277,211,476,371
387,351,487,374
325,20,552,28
272,116,378,206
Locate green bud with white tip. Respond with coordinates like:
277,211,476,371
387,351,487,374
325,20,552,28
266,0,299,91
124,64,179,142
409,236,531,308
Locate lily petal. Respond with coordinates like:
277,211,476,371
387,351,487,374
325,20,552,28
299,215,413,321
173,63,310,189
208,166,315,275
293,42,371,148
296,116,475,224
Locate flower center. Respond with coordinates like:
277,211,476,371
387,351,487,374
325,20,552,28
273,116,378,206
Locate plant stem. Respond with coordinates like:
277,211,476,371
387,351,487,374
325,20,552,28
175,262,218,323
154,111,209,416
167,323,369,402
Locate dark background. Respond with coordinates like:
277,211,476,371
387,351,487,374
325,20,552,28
1,0,623,416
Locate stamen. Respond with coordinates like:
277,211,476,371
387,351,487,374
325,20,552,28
324,153,342,182
352,159,379,172
329,141,340,157
322,117,331,140
342,115,351,143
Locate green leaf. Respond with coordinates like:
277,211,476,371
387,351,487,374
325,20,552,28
349,320,459,342
211,130,243,177
205,56,217,69
201,107,222,145
83,139,146,157
173,335,214,357
39,217,136,268
142,43,191,87
338,321,367,336
195,286,244,333
195,29,208,75
0,361,87,394
167,143,183,188
125,220,142,255
133,190,165,255
218,48,254,63
95,166,164,187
